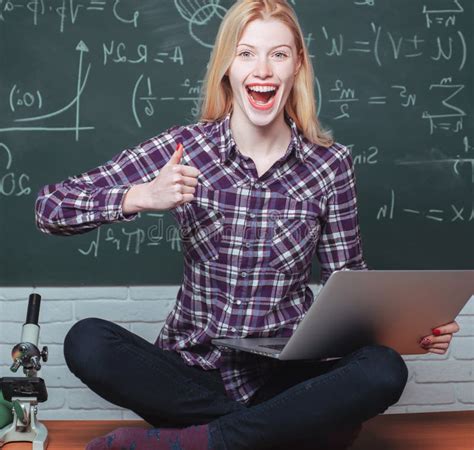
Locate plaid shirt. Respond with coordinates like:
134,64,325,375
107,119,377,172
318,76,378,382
36,113,367,404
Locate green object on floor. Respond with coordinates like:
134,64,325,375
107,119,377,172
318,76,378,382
0,389,13,428
12,400,25,424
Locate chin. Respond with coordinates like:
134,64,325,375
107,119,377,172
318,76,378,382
243,105,284,128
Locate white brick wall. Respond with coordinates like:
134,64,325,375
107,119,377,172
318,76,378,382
0,286,473,421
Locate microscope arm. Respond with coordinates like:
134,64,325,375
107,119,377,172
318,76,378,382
10,294,48,377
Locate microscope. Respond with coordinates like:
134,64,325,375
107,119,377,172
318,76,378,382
0,293,49,450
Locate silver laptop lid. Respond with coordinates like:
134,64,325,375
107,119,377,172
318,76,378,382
279,270,474,360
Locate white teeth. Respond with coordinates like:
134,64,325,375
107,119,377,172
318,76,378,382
247,85,277,93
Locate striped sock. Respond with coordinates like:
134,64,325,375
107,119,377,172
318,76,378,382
85,424,214,450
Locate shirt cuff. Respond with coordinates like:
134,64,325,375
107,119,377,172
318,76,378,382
99,186,138,222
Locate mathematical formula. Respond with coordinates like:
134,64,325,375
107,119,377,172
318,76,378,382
0,143,31,197
0,0,471,274
78,213,182,258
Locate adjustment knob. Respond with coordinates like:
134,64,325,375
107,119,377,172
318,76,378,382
41,346,48,363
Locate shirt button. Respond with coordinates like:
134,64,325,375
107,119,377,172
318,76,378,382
236,300,242,305
254,182,261,188
231,327,237,332
215,221,221,227
101,212,108,218
249,213,256,219
244,242,251,248
241,271,247,278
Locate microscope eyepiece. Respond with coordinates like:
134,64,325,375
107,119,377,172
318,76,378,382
25,294,41,325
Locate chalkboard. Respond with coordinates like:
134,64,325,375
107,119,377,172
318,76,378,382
0,0,472,286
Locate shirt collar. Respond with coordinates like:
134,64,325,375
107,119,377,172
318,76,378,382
209,112,310,165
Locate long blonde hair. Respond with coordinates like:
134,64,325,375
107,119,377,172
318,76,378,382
199,0,333,147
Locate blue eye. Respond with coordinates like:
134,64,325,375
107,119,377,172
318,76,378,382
239,51,252,58
274,52,288,59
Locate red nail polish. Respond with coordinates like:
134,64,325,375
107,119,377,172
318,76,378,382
432,329,441,336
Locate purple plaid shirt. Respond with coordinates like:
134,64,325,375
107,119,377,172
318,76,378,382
36,113,367,404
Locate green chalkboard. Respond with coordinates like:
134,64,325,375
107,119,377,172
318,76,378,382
0,0,472,286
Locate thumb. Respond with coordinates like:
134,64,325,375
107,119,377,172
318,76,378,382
167,143,184,166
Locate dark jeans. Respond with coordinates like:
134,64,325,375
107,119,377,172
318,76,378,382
64,318,408,450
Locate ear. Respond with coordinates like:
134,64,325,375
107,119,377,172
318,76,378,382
295,53,302,76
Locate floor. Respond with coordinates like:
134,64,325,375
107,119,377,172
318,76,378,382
2,411,473,449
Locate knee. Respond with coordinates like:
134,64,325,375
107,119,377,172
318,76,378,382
63,317,111,376
362,344,408,405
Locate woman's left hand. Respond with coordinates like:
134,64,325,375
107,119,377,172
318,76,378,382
419,320,460,354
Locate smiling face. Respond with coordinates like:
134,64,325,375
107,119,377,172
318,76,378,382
227,18,301,128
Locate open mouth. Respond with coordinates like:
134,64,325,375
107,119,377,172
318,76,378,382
246,85,279,109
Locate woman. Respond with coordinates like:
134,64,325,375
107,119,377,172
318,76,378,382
35,1,459,449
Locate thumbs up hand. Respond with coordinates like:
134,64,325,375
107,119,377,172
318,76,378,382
122,143,201,214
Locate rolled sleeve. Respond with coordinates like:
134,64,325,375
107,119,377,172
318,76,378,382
35,128,180,235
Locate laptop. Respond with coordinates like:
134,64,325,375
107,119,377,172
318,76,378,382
212,270,474,361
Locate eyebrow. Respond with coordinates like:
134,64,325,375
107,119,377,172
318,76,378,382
237,43,292,50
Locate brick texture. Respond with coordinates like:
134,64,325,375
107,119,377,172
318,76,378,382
0,287,472,419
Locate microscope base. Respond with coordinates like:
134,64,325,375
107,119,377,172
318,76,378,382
0,398,48,450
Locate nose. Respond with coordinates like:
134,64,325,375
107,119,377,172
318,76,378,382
253,56,273,78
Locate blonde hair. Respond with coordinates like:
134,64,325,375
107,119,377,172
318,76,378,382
199,0,333,147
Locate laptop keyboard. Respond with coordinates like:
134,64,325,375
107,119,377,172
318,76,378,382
258,344,286,351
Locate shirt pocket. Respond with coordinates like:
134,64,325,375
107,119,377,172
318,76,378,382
269,217,321,275
181,204,225,263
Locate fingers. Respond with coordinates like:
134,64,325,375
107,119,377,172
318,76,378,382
421,342,449,354
168,143,184,165
175,193,195,207
419,331,453,354
430,342,449,350
169,143,201,178
421,340,450,349
421,321,460,355
427,348,448,355
167,141,201,178
172,183,195,195
180,185,196,194
426,334,453,344
171,174,198,200
420,334,452,346
419,321,460,352
172,171,200,186
432,320,460,336
173,164,200,178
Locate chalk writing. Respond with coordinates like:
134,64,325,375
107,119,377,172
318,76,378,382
78,214,180,257
321,22,467,71
0,0,139,31
354,0,375,6
102,42,184,65
174,0,228,48
422,78,466,135
0,143,31,197
422,1,463,29
377,190,473,223
132,74,157,128
0,41,94,140
349,145,379,165
0,0,471,282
